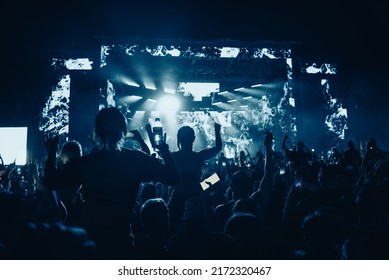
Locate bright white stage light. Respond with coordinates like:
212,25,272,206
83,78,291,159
157,95,180,112
122,95,142,103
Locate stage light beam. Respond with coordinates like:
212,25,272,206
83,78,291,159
157,95,180,112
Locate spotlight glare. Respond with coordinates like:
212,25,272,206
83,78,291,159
145,86,157,91
164,88,176,94
124,80,140,87
122,95,142,103
157,95,180,112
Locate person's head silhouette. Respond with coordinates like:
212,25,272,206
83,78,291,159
347,140,356,150
230,171,252,199
59,140,82,165
94,107,127,150
177,126,195,150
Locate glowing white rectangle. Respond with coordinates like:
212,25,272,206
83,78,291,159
0,127,28,165
176,82,220,101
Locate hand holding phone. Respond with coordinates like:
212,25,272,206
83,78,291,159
200,173,220,191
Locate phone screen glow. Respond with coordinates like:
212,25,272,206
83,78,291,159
200,173,220,190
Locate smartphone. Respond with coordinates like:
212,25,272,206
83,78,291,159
200,172,220,191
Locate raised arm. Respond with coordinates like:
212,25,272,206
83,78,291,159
198,122,222,160
43,134,60,188
145,123,155,149
245,147,252,162
149,141,181,186
43,134,81,191
130,129,151,155
251,130,276,209
282,134,288,151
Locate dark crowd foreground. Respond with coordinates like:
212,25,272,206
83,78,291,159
1,107,389,260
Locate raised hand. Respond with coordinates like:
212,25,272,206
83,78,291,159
154,133,172,159
145,123,156,147
214,122,221,134
129,129,142,141
44,134,60,154
145,123,152,134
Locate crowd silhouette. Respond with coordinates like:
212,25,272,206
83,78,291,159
0,106,388,260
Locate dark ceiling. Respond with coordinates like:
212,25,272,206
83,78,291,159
4,1,389,63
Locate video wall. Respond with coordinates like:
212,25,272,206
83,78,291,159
38,41,349,155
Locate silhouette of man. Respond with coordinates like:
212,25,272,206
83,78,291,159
43,106,180,259
168,123,222,231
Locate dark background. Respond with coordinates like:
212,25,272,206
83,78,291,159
1,0,388,157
